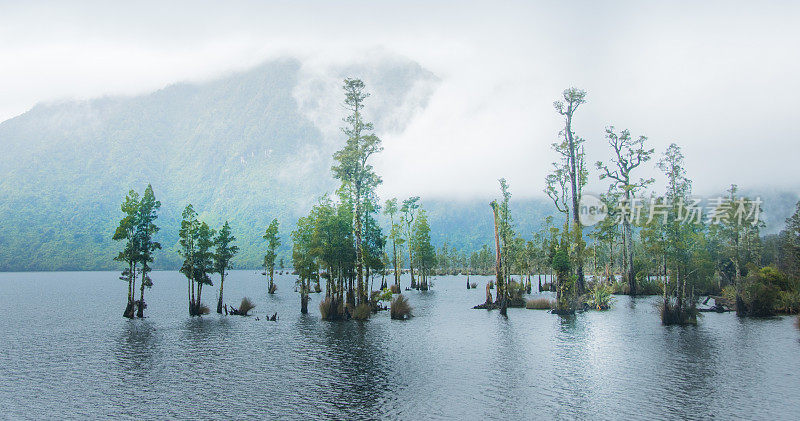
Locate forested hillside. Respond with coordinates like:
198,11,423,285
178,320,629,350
0,57,795,271
0,57,439,270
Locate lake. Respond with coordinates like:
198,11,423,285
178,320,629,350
1,271,799,420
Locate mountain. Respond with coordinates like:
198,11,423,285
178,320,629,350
1,56,796,271
0,56,441,270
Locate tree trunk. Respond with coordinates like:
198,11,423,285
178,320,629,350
217,271,225,314
137,267,146,318
354,195,365,305
408,226,416,289
491,204,506,315
624,212,636,295
565,110,585,295
269,267,275,294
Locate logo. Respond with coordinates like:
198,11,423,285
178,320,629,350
579,194,607,226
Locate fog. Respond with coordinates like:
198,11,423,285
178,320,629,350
2,0,799,199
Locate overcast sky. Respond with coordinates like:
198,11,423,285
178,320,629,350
2,0,799,199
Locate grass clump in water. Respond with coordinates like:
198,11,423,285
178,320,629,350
526,297,554,310
390,294,412,320
234,297,255,316
352,303,371,321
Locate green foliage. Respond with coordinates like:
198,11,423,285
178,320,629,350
378,288,393,302
213,221,238,275
412,209,435,274
585,283,614,310
263,218,280,272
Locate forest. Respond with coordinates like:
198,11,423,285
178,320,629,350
112,81,800,326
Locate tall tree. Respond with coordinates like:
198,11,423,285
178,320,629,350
263,218,281,294
384,198,404,289
710,184,764,315
214,221,239,314
657,143,696,323
113,189,141,319
596,126,654,295
490,200,505,313
401,196,420,288
134,184,161,318
412,208,435,291
553,87,588,294
179,204,200,316
497,178,515,296
292,213,317,314
331,78,383,306
193,222,216,315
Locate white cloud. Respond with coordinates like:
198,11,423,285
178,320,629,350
1,0,799,199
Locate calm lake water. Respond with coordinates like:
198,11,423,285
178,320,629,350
1,271,799,420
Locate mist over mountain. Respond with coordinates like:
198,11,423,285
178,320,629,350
0,57,437,270
1,56,796,271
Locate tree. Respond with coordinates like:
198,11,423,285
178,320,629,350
179,205,200,315
710,184,764,315
657,143,698,324
553,87,588,294
214,221,239,314
412,209,435,290
193,222,216,315
331,78,383,306
263,218,280,294
134,184,161,318
384,198,404,289
497,178,515,305
362,202,386,292
292,212,317,314
401,196,420,288
113,189,141,318
596,126,654,295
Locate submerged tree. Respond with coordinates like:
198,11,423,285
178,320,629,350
113,189,141,319
332,78,383,306
401,196,421,288
384,198,404,289
596,126,654,295
134,184,161,318
412,208,435,290
194,222,216,315
657,143,698,324
263,218,280,294
112,185,160,319
214,221,239,314
553,87,588,294
292,212,317,314
180,205,215,316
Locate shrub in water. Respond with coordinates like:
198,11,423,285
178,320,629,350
352,303,371,321
391,294,412,320
586,283,613,310
378,288,393,302
660,298,698,325
390,284,401,294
